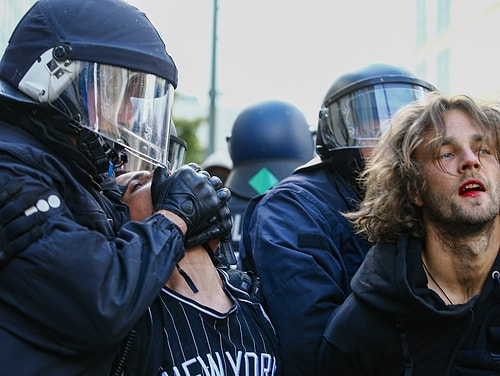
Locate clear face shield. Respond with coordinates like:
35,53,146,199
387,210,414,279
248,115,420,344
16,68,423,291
323,83,430,150
48,62,174,171
115,133,187,177
168,135,188,172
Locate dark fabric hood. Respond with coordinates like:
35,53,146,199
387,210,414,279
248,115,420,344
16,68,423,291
350,234,475,321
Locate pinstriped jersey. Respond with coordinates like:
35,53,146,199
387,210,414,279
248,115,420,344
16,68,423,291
123,271,281,376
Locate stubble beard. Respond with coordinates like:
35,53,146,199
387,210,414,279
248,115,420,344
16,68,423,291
423,186,500,239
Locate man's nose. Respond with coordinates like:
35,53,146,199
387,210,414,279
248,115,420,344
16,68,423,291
459,147,481,172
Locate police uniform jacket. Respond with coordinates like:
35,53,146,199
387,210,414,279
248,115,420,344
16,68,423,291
0,118,185,375
239,164,372,376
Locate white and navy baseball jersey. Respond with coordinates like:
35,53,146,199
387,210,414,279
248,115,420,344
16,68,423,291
121,272,280,376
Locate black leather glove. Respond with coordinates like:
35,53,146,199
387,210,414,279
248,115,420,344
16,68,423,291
0,181,57,266
185,203,232,248
452,350,500,375
151,163,231,236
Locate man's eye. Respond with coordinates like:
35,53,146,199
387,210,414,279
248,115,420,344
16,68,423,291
439,152,453,160
479,147,491,155
131,182,143,192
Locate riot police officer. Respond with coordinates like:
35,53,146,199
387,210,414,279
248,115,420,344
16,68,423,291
226,100,315,256
239,64,437,375
0,0,229,374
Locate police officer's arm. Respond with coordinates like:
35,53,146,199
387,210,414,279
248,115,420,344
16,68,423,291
0,163,229,349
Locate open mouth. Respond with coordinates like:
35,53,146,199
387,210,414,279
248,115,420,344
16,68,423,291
459,180,485,197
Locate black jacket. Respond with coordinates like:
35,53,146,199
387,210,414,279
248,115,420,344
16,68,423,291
320,234,500,375
0,118,185,375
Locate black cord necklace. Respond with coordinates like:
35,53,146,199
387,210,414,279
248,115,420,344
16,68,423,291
422,260,454,306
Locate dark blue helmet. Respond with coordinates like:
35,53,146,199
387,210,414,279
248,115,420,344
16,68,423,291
317,63,436,159
226,100,315,197
0,0,178,171
0,0,177,95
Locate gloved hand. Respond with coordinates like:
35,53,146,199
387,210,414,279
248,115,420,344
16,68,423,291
452,350,500,375
185,203,232,248
0,181,53,266
151,163,231,236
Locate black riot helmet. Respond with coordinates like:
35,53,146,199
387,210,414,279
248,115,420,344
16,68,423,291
0,0,178,173
316,64,436,172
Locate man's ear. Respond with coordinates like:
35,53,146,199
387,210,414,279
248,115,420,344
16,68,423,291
409,188,424,208
414,194,424,207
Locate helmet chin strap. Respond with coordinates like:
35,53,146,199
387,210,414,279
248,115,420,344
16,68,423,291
175,264,199,294
77,129,127,175
318,149,366,196
173,243,223,295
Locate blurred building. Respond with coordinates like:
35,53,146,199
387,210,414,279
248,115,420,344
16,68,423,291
415,0,500,99
0,1,37,54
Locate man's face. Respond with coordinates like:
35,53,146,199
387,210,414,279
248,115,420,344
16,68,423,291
117,170,221,251
117,170,154,221
414,109,500,232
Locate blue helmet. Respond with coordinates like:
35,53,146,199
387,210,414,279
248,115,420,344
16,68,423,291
226,100,315,197
316,63,436,159
304,64,437,181
0,0,178,171
0,0,177,96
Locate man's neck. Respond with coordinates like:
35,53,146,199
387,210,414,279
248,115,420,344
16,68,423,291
166,246,234,312
422,216,500,305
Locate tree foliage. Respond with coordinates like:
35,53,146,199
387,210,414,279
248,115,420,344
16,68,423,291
172,116,206,164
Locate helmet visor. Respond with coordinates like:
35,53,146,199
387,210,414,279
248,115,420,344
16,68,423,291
168,135,188,171
324,83,430,149
50,62,174,170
